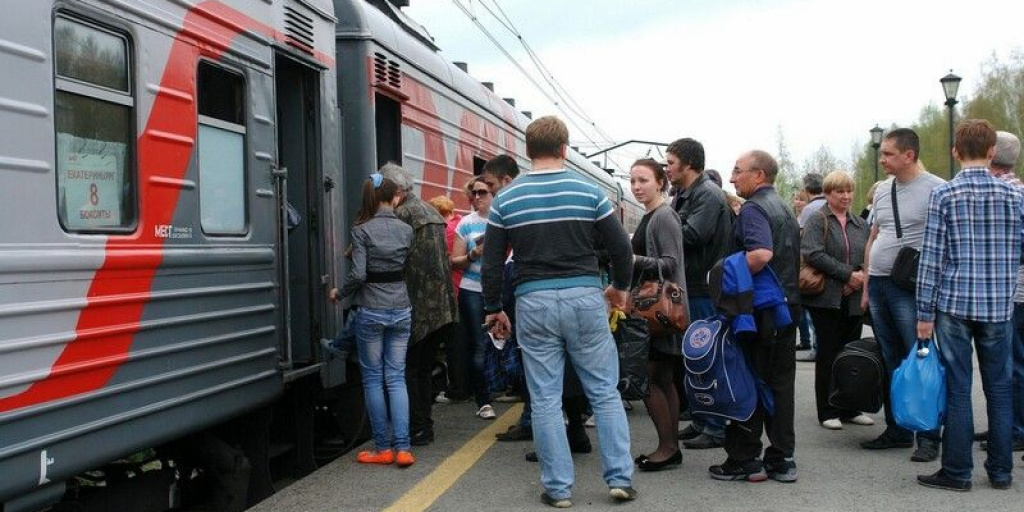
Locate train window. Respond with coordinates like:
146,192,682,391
197,62,247,235
54,16,135,232
374,93,402,167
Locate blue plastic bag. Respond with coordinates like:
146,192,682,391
891,338,946,432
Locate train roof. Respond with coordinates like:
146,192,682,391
332,0,624,197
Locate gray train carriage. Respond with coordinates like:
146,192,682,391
0,0,341,510
332,0,639,228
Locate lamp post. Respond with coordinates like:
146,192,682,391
870,125,884,183
940,71,962,178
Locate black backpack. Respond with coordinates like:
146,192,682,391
828,337,884,413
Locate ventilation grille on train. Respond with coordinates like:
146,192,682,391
374,53,402,90
284,5,315,54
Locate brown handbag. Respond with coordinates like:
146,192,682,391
631,265,689,337
798,210,829,296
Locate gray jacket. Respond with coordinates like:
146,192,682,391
634,203,687,289
800,206,868,314
339,208,414,309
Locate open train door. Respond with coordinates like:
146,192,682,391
270,52,326,479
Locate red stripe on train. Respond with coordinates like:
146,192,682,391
0,1,322,413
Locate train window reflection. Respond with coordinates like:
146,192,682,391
54,17,130,93
198,63,247,235
54,16,135,232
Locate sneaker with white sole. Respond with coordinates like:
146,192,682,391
477,404,497,420
584,415,595,428
821,418,843,430
846,414,875,426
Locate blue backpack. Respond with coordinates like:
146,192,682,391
682,315,758,422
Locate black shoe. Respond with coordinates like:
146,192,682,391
540,492,572,508
496,424,533,442
634,454,649,464
974,430,988,441
683,433,724,450
527,441,591,463
979,438,1024,451
917,470,971,492
637,450,682,472
795,342,812,351
709,458,768,482
678,424,701,441
860,432,914,450
569,435,593,454
911,440,940,462
991,478,1012,490
679,409,693,421
526,451,538,462
609,486,638,501
410,429,434,446
764,457,798,483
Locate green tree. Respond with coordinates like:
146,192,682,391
775,126,801,205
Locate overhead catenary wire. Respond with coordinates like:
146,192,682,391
482,0,615,144
450,0,624,170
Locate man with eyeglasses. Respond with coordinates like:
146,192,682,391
709,150,800,483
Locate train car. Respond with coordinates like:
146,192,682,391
0,0,341,510
0,0,643,510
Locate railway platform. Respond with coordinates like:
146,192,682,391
251,361,1021,512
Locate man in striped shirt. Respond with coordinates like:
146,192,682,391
481,116,636,507
915,119,1024,491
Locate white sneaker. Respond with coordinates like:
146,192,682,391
584,415,596,428
821,418,843,430
477,404,497,420
847,414,875,426
434,392,451,404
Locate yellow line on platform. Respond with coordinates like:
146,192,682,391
383,403,523,512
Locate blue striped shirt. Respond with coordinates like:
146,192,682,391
480,168,633,311
455,212,487,292
916,167,1024,323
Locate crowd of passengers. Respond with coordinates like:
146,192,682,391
324,115,1024,506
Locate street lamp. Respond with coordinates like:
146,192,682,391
870,125,884,183
940,71,962,177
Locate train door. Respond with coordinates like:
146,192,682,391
275,54,324,364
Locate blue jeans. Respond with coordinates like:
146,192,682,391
935,312,1014,483
458,289,492,408
799,310,816,349
687,296,725,439
1012,304,1024,441
516,287,632,499
868,276,940,443
355,307,412,451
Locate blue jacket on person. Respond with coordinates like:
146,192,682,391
709,252,792,338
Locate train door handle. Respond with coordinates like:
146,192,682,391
272,166,288,179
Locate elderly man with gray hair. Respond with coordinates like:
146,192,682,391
982,131,1024,454
378,163,459,446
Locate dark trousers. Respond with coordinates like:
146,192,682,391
724,305,798,462
444,320,468,400
407,324,448,433
807,304,863,422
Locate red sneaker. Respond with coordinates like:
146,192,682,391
357,449,394,464
395,450,416,467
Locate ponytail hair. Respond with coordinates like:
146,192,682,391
354,173,400,225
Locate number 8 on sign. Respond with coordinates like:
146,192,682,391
89,183,99,206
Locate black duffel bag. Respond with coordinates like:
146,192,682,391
828,337,884,413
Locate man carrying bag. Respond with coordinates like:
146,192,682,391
859,128,945,460
914,119,1024,492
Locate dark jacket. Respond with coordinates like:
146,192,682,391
800,205,868,314
395,195,459,344
672,173,733,297
737,186,801,304
633,203,687,355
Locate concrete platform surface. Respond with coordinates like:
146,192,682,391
250,354,1022,512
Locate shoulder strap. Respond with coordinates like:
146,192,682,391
821,208,829,240
890,179,903,240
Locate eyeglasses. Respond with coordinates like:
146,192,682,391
731,167,762,176
472,189,491,197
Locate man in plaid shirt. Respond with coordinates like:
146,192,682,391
916,119,1024,491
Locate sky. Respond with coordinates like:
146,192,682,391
403,0,1024,180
